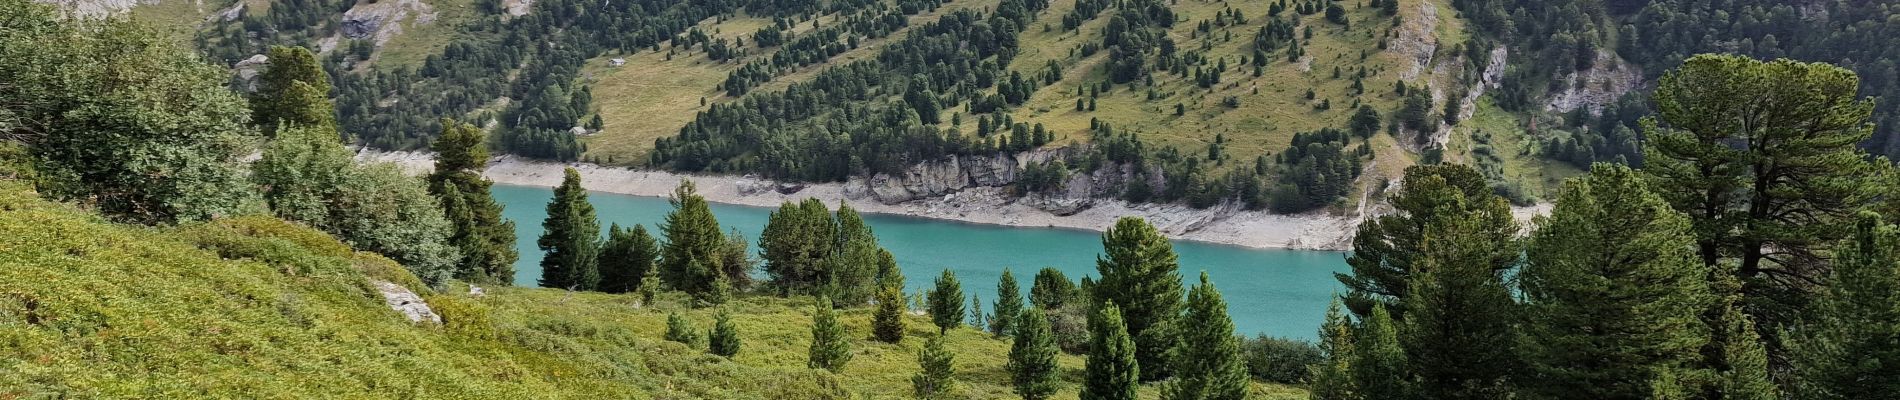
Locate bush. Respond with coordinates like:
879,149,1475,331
430,295,495,340
1243,336,1323,384
1046,304,1091,354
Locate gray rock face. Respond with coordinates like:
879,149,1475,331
373,280,441,324
846,145,1154,209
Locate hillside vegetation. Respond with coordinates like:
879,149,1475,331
0,176,1299,398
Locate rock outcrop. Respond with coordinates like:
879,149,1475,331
373,280,441,324
1545,50,1643,114
339,0,438,46
838,145,1158,216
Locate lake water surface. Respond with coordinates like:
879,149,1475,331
492,184,1348,339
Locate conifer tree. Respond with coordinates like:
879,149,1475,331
639,268,662,306
1399,200,1519,400
665,311,700,346
538,168,600,290
1164,272,1248,400
659,180,727,300
1339,164,1515,318
809,296,852,371
760,198,835,294
709,307,741,357
252,45,332,135
1307,300,1357,400
598,224,659,294
1029,267,1077,309
430,118,517,284
1008,307,1061,400
1082,302,1139,400
1712,300,1777,400
1095,217,1185,381
1354,304,1406,400
928,269,966,333
873,285,907,343
913,333,957,399
1644,54,1878,331
1519,164,1712,399
970,294,986,328
1789,212,1900,399
991,269,1024,337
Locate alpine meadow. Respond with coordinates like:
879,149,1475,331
4,0,1900,398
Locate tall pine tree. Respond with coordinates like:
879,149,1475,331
659,180,727,300
1307,299,1358,400
251,45,332,135
991,269,1024,337
1519,164,1712,399
538,168,600,290
1082,302,1140,400
1163,272,1248,400
928,269,966,333
1399,194,1519,400
1338,164,1515,318
1095,217,1185,381
1353,304,1407,400
430,118,517,284
1788,212,1900,399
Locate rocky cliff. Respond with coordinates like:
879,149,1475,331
839,145,1159,216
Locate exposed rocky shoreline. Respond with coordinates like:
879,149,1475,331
357,150,1368,250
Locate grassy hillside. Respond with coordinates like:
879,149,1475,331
0,177,1302,398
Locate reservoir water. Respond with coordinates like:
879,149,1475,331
492,183,1349,340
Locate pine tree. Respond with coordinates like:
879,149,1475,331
809,296,852,371
1644,54,1878,332
1307,300,1358,400
1164,272,1248,400
665,311,701,346
1712,300,1777,400
430,118,517,284
1339,164,1516,318
659,180,727,300
873,285,907,343
538,168,600,290
598,223,659,293
912,333,957,399
1789,212,1900,399
928,269,966,333
1008,307,1061,400
1029,267,1077,309
1519,164,1712,399
709,307,742,357
1095,217,1185,381
639,268,662,306
1354,304,1407,400
1399,195,1519,400
761,198,836,294
970,294,986,329
991,269,1024,337
1082,302,1139,400
252,45,333,135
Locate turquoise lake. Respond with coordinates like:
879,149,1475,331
492,183,1349,340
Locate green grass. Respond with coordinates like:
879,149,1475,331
0,178,1304,398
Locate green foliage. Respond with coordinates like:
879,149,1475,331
1353,304,1407,400
666,310,701,346
1242,336,1322,385
3,0,258,224
659,180,728,300
1518,164,1712,399
1083,302,1140,400
251,46,333,136
928,269,966,333
1163,272,1249,400
808,296,851,372
761,198,837,295
1340,164,1516,318
1008,307,1062,400
255,126,460,283
1788,212,1900,399
990,269,1025,337
1095,217,1184,381
1643,54,1878,332
1713,300,1777,400
599,223,659,294
538,168,600,290
873,285,908,343
1029,267,1078,310
913,333,958,399
430,119,518,284
1399,202,1520,400
1307,300,1357,400
709,307,742,357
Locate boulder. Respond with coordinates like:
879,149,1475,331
372,280,441,324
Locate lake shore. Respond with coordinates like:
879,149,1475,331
360,150,1510,251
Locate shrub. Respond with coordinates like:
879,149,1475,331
1243,336,1324,384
